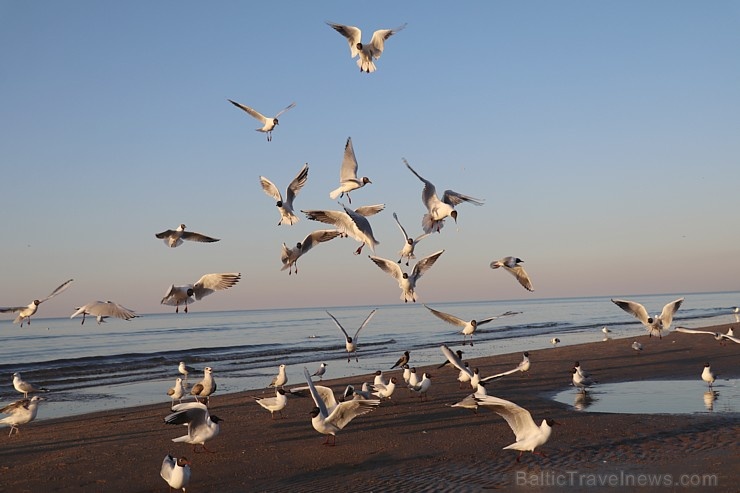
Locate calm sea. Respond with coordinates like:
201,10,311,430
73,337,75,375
1,291,737,420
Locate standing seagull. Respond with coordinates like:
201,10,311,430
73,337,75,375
70,301,137,325
190,367,216,403
329,137,372,203
12,372,48,398
0,396,44,436
303,203,382,255
611,297,684,339
160,455,191,493
423,304,520,346
327,309,377,363
161,273,241,313
403,159,483,233
254,388,288,419
369,250,445,303
227,99,296,142
269,364,288,389
167,377,185,406
164,401,222,453
490,257,534,292
311,363,328,380
281,230,342,275
1,279,73,327
392,212,430,266
702,364,716,389
260,163,309,226
303,367,379,445
474,395,559,462
326,22,407,73
631,341,643,352
155,224,219,248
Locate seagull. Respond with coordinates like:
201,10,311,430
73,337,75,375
329,137,372,203
303,367,379,445
475,394,559,462
160,455,191,493
372,377,398,400
281,229,342,274
401,365,412,384
391,351,410,369
407,367,419,388
12,372,48,398
161,273,241,313
227,99,296,141
254,388,288,419
489,257,534,292
403,158,483,233
269,364,288,389
611,297,684,338
701,364,716,389
311,363,328,380
439,345,522,389
675,327,740,344
571,368,596,393
1,279,74,327
326,22,407,73
573,361,590,379
601,326,611,335
518,352,531,376
392,212,430,266
631,341,643,352
167,378,185,406
373,371,388,388
155,224,219,248
457,362,472,388
451,382,489,414
409,373,432,401
550,338,560,347
303,203,383,255
423,304,520,346
190,367,216,403
327,309,377,363
342,383,373,401
260,163,309,226
369,250,445,303
0,396,44,436
164,401,222,453
178,361,197,381
70,301,137,325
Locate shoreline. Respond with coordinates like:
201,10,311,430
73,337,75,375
1,323,737,492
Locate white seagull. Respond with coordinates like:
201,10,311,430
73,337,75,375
675,327,740,344
311,363,328,381
164,401,222,453
327,309,377,363
474,395,559,462
408,372,432,401
303,203,383,255
1,279,74,327
403,158,484,233
303,367,379,445
423,304,520,346
13,372,48,398
161,273,241,313
392,212,431,266
329,137,372,203
439,345,522,389
0,396,44,436
611,297,684,339
490,257,534,292
178,361,197,381
254,388,288,419
260,163,309,226
167,377,185,406
326,22,407,73
369,250,445,303
372,376,398,400
160,455,191,493
571,368,596,393
269,364,288,389
155,224,220,248
550,338,560,347
631,341,643,352
190,367,216,403
701,363,716,389
70,301,137,325
227,99,296,141
281,229,342,275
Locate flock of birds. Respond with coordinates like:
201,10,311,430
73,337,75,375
1,18,737,492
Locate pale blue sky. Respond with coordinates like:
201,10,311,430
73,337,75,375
1,1,739,318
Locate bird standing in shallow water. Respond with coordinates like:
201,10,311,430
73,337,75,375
702,363,716,389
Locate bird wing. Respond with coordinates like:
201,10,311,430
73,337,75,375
285,163,309,204
479,366,521,383
192,273,241,300
155,229,177,239
326,399,380,430
611,299,650,325
368,255,404,282
659,298,684,327
39,279,74,304
403,158,439,213
87,301,137,321
0,399,30,414
0,306,25,313
474,395,538,442
353,309,377,340
424,305,466,328
674,327,715,336
303,367,330,418
720,334,740,344
441,190,484,207
475,311,522,326
440,345,473,378
504,265,534,292
160,455,176,483
260,176,283,202
300,229,342,254
326,311,351,342
367,24,407,58
302,209,353,235
411,250,445,280
180,231,219,243
339,137,359,183
353,204,385,217
392,212,410,240
274,102,296,118
164,404,208,428
227,99,267,123
326,22,362,58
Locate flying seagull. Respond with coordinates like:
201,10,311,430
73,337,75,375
329,137,372,204
392,212,430,266
155,224,219,248
369,250,445,302
424,304,520,346
490,257,534,292
303,203,383,255
260,163,309,226
326,22,407,73
327,309,377,363
161,273,241,313
227,99,296,141
611,297,684,338
1,279,74,327
70,301,137,325
281,230,342,275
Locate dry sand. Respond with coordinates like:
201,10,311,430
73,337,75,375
0,323,737,492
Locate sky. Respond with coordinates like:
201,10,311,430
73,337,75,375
1,1,739,318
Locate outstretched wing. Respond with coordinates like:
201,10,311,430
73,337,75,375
368,255,404,282
274,102,296,118
227,99,267,123
424,305,466,328
411,250,445,280
192,273,241,300
39,279,74,304
285,163,309,204
260,176,283,202
367,23,407,58
339,137,359,183
611,299,650,325
353,309,377,340
441,190,484,207
326,22,362,58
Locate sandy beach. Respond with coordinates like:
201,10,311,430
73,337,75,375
1,323,737,493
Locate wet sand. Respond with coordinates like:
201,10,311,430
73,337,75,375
0,323,737,492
